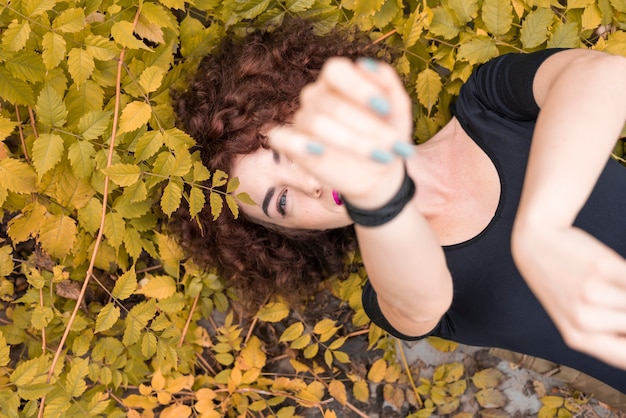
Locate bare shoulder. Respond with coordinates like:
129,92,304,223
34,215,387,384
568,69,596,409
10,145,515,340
533,49,626,107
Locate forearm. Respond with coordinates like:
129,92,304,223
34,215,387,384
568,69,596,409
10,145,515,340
356,198,452,332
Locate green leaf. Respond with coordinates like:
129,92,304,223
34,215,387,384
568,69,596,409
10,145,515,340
52,8,86,33
5,51,47,83
102,163,141,186
520,8,554,49
42,32,67,70
416,68,442,114
209,192,223,221
161,180,183,216
112,267,137,300
78,110,111,140
0,158,37,193
118,101,152,134
457,36,499,65
189,185,206,218
139,66,165,94
111,21,151,51
449,0,478,24
137,275,176,300
1,20,31,52
65,357,89,397
36,84,68,127
39,214,78,257
95,302,120,333
0,67,34,106
482,0,513,36
32,133,64,177
67,48,95,85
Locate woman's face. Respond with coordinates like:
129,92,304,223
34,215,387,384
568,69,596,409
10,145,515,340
231,147,352,230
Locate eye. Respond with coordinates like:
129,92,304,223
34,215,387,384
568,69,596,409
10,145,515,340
277,190,288,216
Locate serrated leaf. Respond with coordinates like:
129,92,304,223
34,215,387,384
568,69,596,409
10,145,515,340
548,22,580,48
482,0,513,36
402,8,429,48
2,20,31,52
36,84,68,127
67,48,95,85
280,322,304,342
0,158,37,193
0,116,19,140
124,227,144,260
313,318,337,334
142,331,157,358
5,51,46,83
65,358,89,397
111,21,151,51
95,302,120,333
161,180,183,216
139,66,165,94
135,131,164,162
520,8,554,49
118,101,152,134
123,299,157,346
225,194,238,219
102,163,141,186
85,35,120,61
189,186,206,218
52,8,85,33
31,133,64,177
0,246,14,277
581,3,602,30
39,214,77,257
353,380,369,403
78,110,111,140
103,212,125,249
137,275,176,299
25,0,57,17
17,383,55,400
416,68,442,114
209,192,223,221
449,0,478,23
112,267,137,300
211,169,228,187
457,36,498,65
0,331,10,367
42,32,67,70
429,7,460,39
135,19,166,44
0,67,34,106
256,300,290,322
31,305,53,329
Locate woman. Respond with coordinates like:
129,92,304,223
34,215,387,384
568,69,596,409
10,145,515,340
172,20,626,398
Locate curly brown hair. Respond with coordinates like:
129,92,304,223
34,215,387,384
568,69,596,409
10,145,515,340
170,19,387,310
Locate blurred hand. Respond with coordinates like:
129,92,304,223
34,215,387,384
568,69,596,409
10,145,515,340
268,57,414,209
513,225,626,370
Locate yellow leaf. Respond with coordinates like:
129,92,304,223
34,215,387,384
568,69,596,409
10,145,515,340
94,302,120,333
256,299,290,322
482,0,513,36
416,68,442,114
211,169,228,187
189,186,206,218
313,318,337,334
111,21,151,51
449,0,478,23
328,379,347,405
39,213,77,258
542,395,565,408
160,404,191,418
427,336,458,352
291,333,312,350
240,336,267,369
353,380,369,402
151,369,166,391
520,7,554,49
67,47,95,85
139,66,165,94
112,267,137,300
2,20,31,52
581,3,602,30
137,275,176,299
303,342,319,358
368,358,387,383
52,7,85,33
456,36,498,65
102,163,141,186
36,83,68,127
429,7,460,39
280,322,304,343
475,388,507,408
209,192,222,221
118,101,152,134
161,180,183,216
472,367,504,389
41,32,66,70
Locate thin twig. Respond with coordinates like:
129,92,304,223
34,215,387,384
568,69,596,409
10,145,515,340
13,105,31,163
39,287,46,353
178,293,200,348
38,9,141,417
397,338,422,408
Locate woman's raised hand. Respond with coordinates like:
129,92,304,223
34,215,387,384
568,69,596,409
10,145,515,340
268,57,414,209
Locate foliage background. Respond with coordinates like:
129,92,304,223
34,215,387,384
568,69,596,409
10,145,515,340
0,0,625,416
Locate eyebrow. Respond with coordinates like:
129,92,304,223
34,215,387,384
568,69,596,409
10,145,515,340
262,187,275,218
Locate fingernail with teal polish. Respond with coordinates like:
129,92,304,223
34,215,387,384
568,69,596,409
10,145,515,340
369,96,390,115
306,141,325,155
359,57,378,72
370,149,394,164
392,141,414,158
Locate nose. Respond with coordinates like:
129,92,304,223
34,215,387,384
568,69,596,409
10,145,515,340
288,165,322,198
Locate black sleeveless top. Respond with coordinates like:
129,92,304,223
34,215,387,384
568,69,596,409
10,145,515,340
362,49,626,393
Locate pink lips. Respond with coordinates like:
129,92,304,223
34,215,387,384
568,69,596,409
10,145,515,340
332,190,343,206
